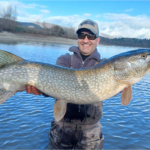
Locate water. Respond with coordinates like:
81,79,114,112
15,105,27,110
0,43,150,149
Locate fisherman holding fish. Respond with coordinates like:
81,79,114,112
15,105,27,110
1,18,150,149
26,19,105,149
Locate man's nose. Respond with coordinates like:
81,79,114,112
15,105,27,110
83,36,89,42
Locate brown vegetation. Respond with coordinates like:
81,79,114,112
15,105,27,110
41,21,77,39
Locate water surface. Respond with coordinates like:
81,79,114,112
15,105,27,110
0,43,150,149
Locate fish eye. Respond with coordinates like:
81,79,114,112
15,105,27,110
141,54,147,59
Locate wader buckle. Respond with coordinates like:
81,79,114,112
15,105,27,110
76,124,82,130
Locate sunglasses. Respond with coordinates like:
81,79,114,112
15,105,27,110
78,33,97,40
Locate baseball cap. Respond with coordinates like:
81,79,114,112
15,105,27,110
76,19,99,36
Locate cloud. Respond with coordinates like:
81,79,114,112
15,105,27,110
0,0,47,10
18,14,44,22
14,10,150,39
0,1,12,10
125,8,134,12
0,0,49,22
45,15,83,28
97,13,150,39
95,14,101,18
40,9,50,14
84,13,91,17
42,13,150,39
40,5,47,8
21,3,39,9
103,13,150,29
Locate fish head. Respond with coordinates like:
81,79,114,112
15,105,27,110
114,49,150,84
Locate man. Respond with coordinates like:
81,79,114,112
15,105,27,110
26,19,105,150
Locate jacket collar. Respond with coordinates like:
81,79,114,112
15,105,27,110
69,46,101,62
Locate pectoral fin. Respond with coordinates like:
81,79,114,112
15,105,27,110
53,99,67,121
121,85,132,106
0,89,15,105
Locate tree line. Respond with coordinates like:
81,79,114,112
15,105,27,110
100,37,150,48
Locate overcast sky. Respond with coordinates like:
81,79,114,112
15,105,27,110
0,0,150,39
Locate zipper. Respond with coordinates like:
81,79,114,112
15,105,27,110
82,61,84,67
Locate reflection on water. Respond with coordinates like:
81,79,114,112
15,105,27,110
0,43,150,149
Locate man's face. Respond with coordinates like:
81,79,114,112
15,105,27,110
78,31,100,56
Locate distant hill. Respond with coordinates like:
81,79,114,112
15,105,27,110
0,18,42,29
17,22,42,29
33,22,55,28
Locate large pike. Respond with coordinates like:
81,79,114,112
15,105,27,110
0,49,150,121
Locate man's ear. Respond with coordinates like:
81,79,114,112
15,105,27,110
96,37,100,45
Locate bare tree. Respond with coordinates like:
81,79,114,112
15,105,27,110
0,5,17,21
66,27,77,39
0,5,18,31
42,21,51,36
42,21,47,29
50,25,65,37
12,5,17,22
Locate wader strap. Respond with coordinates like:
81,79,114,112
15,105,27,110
70,55,73,68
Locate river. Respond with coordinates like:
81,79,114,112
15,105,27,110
0,43,150,149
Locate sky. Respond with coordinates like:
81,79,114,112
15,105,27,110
0,0,150,39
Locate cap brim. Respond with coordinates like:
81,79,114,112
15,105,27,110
76,28,97,35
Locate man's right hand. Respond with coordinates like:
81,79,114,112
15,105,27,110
26,85,42,95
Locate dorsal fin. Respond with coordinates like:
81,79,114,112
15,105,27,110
0,50,24,67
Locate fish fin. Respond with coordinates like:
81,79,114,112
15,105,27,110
0,89,15,105
121,85,132,106
0,50,24,67
53,99,67,121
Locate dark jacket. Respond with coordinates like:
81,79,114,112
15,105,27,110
56,46,105,125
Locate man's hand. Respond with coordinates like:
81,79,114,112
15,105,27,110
26,85,42,95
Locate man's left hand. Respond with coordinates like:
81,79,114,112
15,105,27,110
26,85,42,95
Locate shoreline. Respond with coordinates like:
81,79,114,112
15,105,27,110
0,31,146,49
0,31,78,45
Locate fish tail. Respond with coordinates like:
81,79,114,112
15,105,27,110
0,50,24,67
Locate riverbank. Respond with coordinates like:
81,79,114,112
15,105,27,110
0,31,77,45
